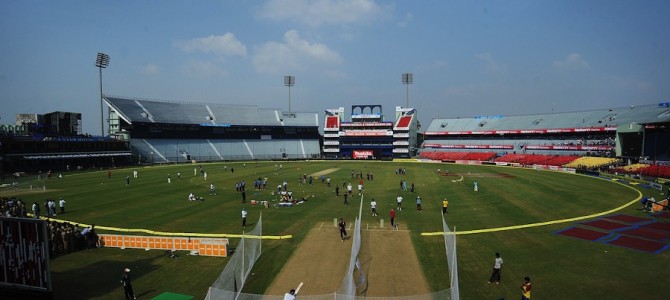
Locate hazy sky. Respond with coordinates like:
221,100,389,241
2,0,669,134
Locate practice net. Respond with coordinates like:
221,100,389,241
205,214,263,300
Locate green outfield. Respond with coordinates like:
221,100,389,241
3,160,669,300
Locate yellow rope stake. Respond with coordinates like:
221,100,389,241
422,179,643,236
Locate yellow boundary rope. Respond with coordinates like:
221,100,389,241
422,177,643,236
31,217,291,240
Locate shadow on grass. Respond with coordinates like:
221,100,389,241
50,249,162,300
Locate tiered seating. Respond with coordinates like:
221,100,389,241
520,154,551,165
564,157,620,169
132,139,321,162
419,151,441,160
462,152,497,161
622,164,649,172
550,155,580,166
612,164,670,179
494,154,579,166
419,151,496,161
640,165,670,179
494,154,526,163
435,152,468,160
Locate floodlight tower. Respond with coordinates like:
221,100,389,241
95,52,110,136
284,75,295,114
402,73,413,108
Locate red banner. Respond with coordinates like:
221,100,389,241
353,150,374,159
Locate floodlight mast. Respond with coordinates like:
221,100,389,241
284,75,295,114
402,73,413,108
95,52,110,137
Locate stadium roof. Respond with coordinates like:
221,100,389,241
424,103,670,133
104,95,319,127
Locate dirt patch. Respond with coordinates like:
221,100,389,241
266,225,351,295
310,168,340,178
357,230,430,296
267,224,430,297
0,188,61,197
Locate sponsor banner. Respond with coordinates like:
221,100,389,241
353,150,373,159
340,122,393,127
524,145,613,151
24,152,132,160
351,114,382,118
99,234,228,257
425,126,616,136
455,160,483,165
199,123,231,127
423,144,514,150
650,182,663,191
341,130,393,136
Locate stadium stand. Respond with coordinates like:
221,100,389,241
563,157,620,169
104,96,321,162
420,103,670,169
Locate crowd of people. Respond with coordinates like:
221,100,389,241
46,221,99,258
0,196,29,218
1,196,98,259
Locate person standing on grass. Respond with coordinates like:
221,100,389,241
442,198,449,214
335,185,340,197
121,268,136,300
242,207,247,228
416,196,422,211
210,183,216,195
521,276,532,300
338,218,347,241
390,208,397,229
396,195,403,211
370,199,378,216
343,192,349,205
474,180,479,192
59,197,66,214
488,252,503,284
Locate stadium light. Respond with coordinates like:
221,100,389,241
402,73,413,108
284,75,295,113
95,52,110,136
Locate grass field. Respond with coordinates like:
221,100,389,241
2,160,669,300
